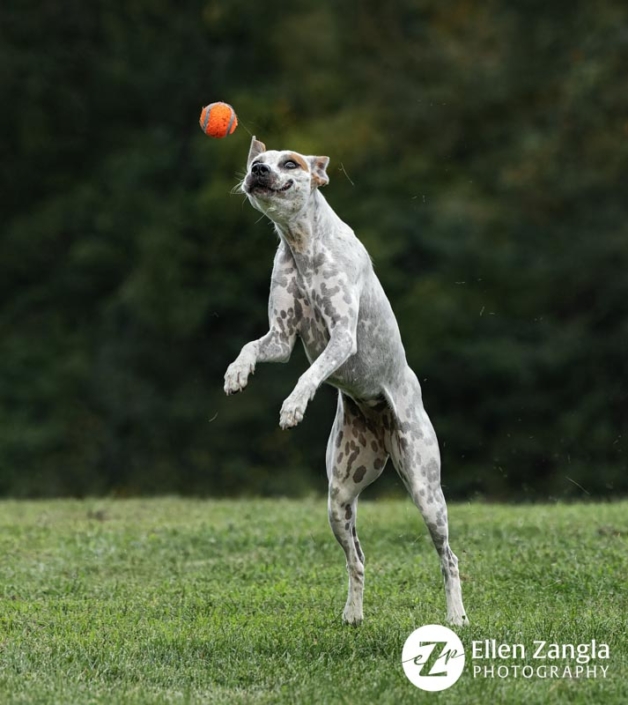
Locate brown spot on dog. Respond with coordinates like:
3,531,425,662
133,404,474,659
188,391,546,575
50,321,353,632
288,153,309,171
397,436,409,453
345,505,352,520
353,465,367,483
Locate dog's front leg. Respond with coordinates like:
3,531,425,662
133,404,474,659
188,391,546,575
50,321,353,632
225,250,299,396
224,329,294,395
280,326,357,429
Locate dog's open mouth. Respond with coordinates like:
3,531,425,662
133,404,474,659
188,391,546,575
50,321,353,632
248,179,293,195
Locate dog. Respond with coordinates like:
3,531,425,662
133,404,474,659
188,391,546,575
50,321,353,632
224,136,468,626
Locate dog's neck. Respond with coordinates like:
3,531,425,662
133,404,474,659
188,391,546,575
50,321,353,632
273,189,337,257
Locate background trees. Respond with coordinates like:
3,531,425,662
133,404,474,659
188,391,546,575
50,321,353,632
1,0,627,498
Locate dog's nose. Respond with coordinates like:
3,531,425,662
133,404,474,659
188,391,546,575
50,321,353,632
251,162,270,176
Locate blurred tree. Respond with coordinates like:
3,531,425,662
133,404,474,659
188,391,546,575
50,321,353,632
0,0,626,498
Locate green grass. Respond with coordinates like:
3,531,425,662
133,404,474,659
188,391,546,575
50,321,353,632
0,498,626,704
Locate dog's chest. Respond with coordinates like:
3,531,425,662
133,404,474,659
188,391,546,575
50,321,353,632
282,246,347,363
288,268,330,363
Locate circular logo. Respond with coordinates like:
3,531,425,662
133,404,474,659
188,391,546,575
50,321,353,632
402,624,465,692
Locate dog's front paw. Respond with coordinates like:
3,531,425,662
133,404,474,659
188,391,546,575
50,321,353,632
279,380,315,429
279,396,305,429
224,357,255,395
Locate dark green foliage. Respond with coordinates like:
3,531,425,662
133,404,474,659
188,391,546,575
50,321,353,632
1,1,626,498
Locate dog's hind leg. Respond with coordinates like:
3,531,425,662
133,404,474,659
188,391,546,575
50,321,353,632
384,370,468,626
326,393,388,625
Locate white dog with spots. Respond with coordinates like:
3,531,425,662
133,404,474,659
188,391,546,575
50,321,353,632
224,136,468,627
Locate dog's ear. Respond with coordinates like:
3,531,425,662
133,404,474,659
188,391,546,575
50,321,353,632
247,136,266,166
309,156,330,188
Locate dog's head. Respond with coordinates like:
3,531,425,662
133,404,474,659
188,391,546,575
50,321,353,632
242,136,330,221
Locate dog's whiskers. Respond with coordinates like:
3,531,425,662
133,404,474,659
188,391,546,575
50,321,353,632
230,170,248,196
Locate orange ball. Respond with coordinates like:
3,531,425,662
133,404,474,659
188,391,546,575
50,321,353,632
199,102,238,138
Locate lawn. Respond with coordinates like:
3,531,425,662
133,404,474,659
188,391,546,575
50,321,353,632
0,498,626,704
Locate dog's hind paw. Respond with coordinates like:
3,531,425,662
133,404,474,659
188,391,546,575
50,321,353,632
342,605,363,626
447,612,470,628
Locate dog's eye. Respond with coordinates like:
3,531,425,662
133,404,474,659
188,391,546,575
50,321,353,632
283,160,298,169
